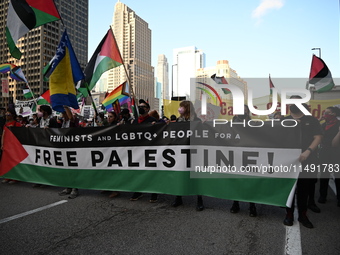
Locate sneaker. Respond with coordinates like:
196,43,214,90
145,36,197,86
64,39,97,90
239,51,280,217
318,197,327,204
298,216,314,229
8,180,18,184
249,205,257,217
230,202,240,213
308,204,321,213
59,188,72,196
1,179,9,184
130,192,143,201
149,193,158,203
68,189,79,199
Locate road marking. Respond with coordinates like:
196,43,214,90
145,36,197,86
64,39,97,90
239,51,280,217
0,200,68,224
285,212,302,255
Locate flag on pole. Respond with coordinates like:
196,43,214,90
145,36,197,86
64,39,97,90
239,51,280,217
43,29,84,112
6,0,61,59
309,55,335,93
211,74,230,94
102,82,128,112
0,63,27,82
31,90,51,112
23,88,34,99
78,29,124,97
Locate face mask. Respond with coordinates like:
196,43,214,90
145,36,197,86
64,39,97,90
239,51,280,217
323,114,336,122
138,106,146,115
178,107,185,115
289,105,301,114
37,112,43,118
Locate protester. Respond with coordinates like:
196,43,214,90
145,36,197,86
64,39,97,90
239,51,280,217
170,114,177,122
39,105,59,128
230,104,257,217
130,99,158,203
107,111,119,126
318,106,340,207
118,108,133,125
26,118,39,128
94,112,108,127
58,106,80,199
171,100,205,211
283,101,323,228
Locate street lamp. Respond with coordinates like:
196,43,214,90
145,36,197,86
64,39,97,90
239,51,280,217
311,48,321,58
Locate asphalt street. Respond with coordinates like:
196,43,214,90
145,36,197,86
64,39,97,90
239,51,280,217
0,180,339,255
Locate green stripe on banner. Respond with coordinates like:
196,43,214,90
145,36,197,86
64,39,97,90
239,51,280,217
4,164,296,207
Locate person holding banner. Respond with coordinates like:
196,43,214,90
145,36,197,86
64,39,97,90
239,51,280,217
318,107,340,207
39,105,59,128
283,102,322,228
58,106,80,199
130,99,158,203
171,100,205,211
230,105,257,217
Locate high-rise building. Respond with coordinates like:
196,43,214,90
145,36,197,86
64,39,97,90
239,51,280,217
196,60,248,100
172,46,205,100
156,54,169,100
106,0,154,108
0,0,88,107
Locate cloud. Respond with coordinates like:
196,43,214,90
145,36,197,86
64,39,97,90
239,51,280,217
252,0,284,20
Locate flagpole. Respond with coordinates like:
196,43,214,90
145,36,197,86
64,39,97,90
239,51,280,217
84,83,99,118
25,82,38,112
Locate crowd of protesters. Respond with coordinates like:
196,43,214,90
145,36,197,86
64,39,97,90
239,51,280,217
1,99,340,229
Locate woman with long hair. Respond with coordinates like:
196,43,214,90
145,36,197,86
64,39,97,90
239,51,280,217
171,100,204,211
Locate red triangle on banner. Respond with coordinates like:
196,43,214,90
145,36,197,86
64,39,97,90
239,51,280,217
0,126,28,176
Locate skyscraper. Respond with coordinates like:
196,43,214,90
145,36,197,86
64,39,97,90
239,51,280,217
172,46,205,100
157,54,169,100
107,1,154,108
0,0,88,107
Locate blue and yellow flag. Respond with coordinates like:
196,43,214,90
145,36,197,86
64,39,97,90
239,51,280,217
44,29,84,112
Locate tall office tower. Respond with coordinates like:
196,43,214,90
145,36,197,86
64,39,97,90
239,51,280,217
196,60,248,100
172,46,205,100
156,54,169,100
0,0,88,106
107,1,154,108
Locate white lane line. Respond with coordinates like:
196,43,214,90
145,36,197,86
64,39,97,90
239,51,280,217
329,175,337,195
285,203,302,255
0,200,68,224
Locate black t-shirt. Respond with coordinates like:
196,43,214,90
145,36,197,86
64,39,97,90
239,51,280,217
284,115,322,151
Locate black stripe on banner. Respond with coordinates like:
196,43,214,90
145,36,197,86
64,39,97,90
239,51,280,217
10,122,301,150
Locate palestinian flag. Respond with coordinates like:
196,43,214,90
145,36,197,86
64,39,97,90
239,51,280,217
309,55,335,93
78,29,123,97
31,90,50,112
23,88,34,98
211,74,230,94
0,126,28,176
6,0,61,59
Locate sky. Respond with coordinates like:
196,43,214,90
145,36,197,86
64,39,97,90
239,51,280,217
89,0,340,97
